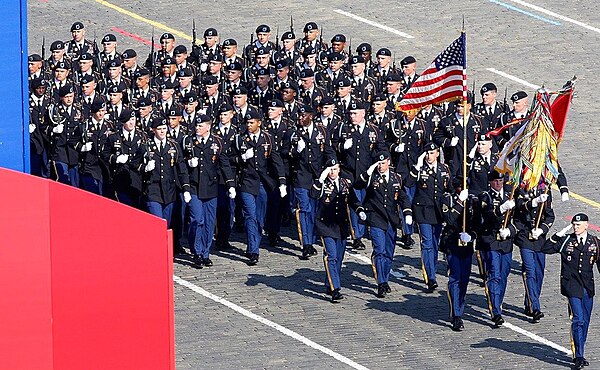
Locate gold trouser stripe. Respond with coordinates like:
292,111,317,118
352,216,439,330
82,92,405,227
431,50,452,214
419,231,429,284
370,254,379,284
295,207,303,246
568,302,576,359
476,250,486,281
322,237,334,290
51,160,59,181
522,271,533,311
447,266,454,318
346,205,355,240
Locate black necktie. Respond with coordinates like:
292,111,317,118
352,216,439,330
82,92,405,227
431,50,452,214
127,132,132,142
382,174,387,184
333,181,338,192
580,237,584,246
159,141,164,152
327,117,331,127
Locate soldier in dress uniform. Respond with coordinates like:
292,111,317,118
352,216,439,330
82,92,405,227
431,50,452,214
131,68,160,108
28,53,50,81
514,186,554,322
244,25,276,64
29,78,51,178
121,49,141,82
152,57,179,89
173,45,198,82
106,84,128,124
231,86,259,127
156,80,183,119
354,152,412,298
106,107,146,208
295,22,326,55
331,100,386,250
248,68,277,117
222,39,244,67
298,68,326,109
145,32,176,73
182,114,236,268
231,110,287,265
97,34,121,73
137,96,159,134
204,75,229,121
349,55,376,104
273,59,295,96
65,22,95,62
373,48,397,93
45,40,71,75
370,93,393,131
333,78,356,121
175,68,199,104
478,170,517,327
280,81,301,123
76,53,105,94
467,133,498,196
385,73,404,112
418,104,444,143
181,93,200,130
473,83,505,131
49,61,75,104
192,28,221,69
294,46,322,77
400,56,419,94
543,214,600,369
317,96,341,134
78,99,111,195
275,31,301,67
315,52,347,96
224,61,246,98
498,91,529,147
310,160,356,302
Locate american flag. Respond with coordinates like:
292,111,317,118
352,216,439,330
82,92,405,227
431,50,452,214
397,33,466,112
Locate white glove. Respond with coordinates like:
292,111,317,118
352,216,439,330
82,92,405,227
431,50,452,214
499,199,515,214
459,232,472,243
279,184,287,198
450,136,459,146
241,148,254,161
532,193,548,207
499,228,511,239
358,211,367,221
561,192,569,202
183,191,192,203
296,138,306,153
29,123,36,133
405,215,413,225
228,187,236,199
187,157,199,168
144,159,156,172
343,138,353,150
556,224,572,237
458,189,469,202
415,152,426,171
116,154,129,164
81,142,93,152
531,228,543,239
366,161,379,176
52,123,64,134
200,63,208,72
395,143,405,153
318,167,330,183
468,144,477,159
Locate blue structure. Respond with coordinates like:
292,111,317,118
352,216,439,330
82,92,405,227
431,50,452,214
0,0,29,172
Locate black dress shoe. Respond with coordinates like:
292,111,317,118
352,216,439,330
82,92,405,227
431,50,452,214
248,253,259,266
300,246,311,260
426,281,438,292
401,235,413,250
174,245,187,255
493,315,505,327
217,241,233,250
268,233,279,247
308,245,318,256
353,238,366,250
376,284,387,298
582,357,589,367
331,289,344,303
573,357,585,369
326,286,333,295
192,255,204,269
532,310,543,322
451,317,464,331
203,258,213,267
383,282,392,293
524,308,533,317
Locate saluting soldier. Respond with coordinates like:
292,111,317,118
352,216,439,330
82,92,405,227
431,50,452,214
310,160,356,302
543,214,600,369
478,170,517,327
182,114,236,268
355,152,412,298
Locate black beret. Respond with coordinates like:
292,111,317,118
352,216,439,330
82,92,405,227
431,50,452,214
161,57,175,66
319,96,335,106
302,46,316,57
349,55,365,65
58,84,74,97
299,105,315,114
357,43,372,53
219,102,233,112
119,108,136,123
137,96,152,108
281,31,295,40
477,133,492,141
50,40,64,51
256,47,269,56
349,101,365,110
400,55,416,66
177,68,193,78
376,48,392,57
331,34,346,43
572,213,589,223
222,38,237,46
30,78,46,89
375,151,391,161
150,117,168,129
372,94,387,103
168,106,183,116
424,142,439,151
281,81,298,91
511,91,528,102
275,59,290,69
336,78,352,88
184,92,199,103
54,61,70,70
70,22,84,31
488,169,503,181
480,82,497,94
203,28,218,37
107,58,122,68
80,74,96,84
159,32,175,41
134,68,150,78
269,99,285,108
108,84,124,94
173,45,187,55
202,75,218,85
90,99,106,113
327,52,343,62
386,73,403,82
121,49,137,59
233,86,248,95
325,158,337,167
245,110,261,120
209,54,224,63
195,114,212,124
303,22,318,32
256,68,270,77
256,24,271,33
299,69,315,78
227,61,244,71
102,34,117,43
160,80,176,90
28,54,42,62
79,53,94,61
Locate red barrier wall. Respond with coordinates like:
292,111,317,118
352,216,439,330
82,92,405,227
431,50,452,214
0,168,174,370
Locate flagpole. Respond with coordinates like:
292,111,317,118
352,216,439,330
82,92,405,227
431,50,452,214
461,28,468,238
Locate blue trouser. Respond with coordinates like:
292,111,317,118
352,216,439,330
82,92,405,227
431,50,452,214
419,223,443,284
240,183,268,255
569,289,594,359
485,250,512,317
188,195,217,258
80,174,103,195
402,185,416,235
322,237,346,290
146,201,175,228
53,161,79,187
30,148,49,178
349,188,366,239
264,186,281,235
520,248,546,312
447,253,472,318
295,187,317,246
371,224,397,284
115,190,141,209
216,184,235,244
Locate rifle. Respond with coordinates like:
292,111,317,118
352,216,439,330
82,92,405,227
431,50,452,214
92,31,101,73
503,87,509,113
192,19,197,47
319,26,324,51
41,36,46,60
275,26,280,53
290,15,294,34
392,53,396,71
348,37,352,57
150,28,157,87
471,79,476,106
247,33,254,68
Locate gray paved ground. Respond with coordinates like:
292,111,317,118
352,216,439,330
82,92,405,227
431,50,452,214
29,1,600,368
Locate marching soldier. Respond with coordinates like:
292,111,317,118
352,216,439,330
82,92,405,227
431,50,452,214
204,75,229,121
334,78,356,121
280,81,301,123
356,43,375,76
157,80,183,119
131,68,160,108
175,68,200,104
298,68,326,109
315,52,347,96
145,32,176,72
385,73,404,111
349,55,376,104
276,31,301,66
78,99,112,195
49,61,74,104
192,28,221,68
248,68,277,117
498,91,529,147
355,152,412,298
370,94,394,131
543,214,600,369
373,48,397,93
29,78,51,178
65,22,95,62
294,46,322,77
295,22,326,55
28,53,50,81
244,25,276,63
97,34,120,73
399,56,419,93
474,83,505,131
478,170,517,327
222,39,244,67
137,96,159,134
45,40,71,74
317,96,342,134
224,61,246,97
418,104,444,142
121,49,141,82
466,133,498,196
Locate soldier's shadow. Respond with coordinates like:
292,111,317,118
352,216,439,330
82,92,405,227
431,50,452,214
470,338,573,368
245,268,332,302
364,291,450,328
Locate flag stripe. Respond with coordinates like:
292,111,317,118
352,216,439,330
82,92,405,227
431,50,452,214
399,90,465,111
401,76,464,98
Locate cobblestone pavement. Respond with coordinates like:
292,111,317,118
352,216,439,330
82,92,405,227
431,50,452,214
29,1,600,368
